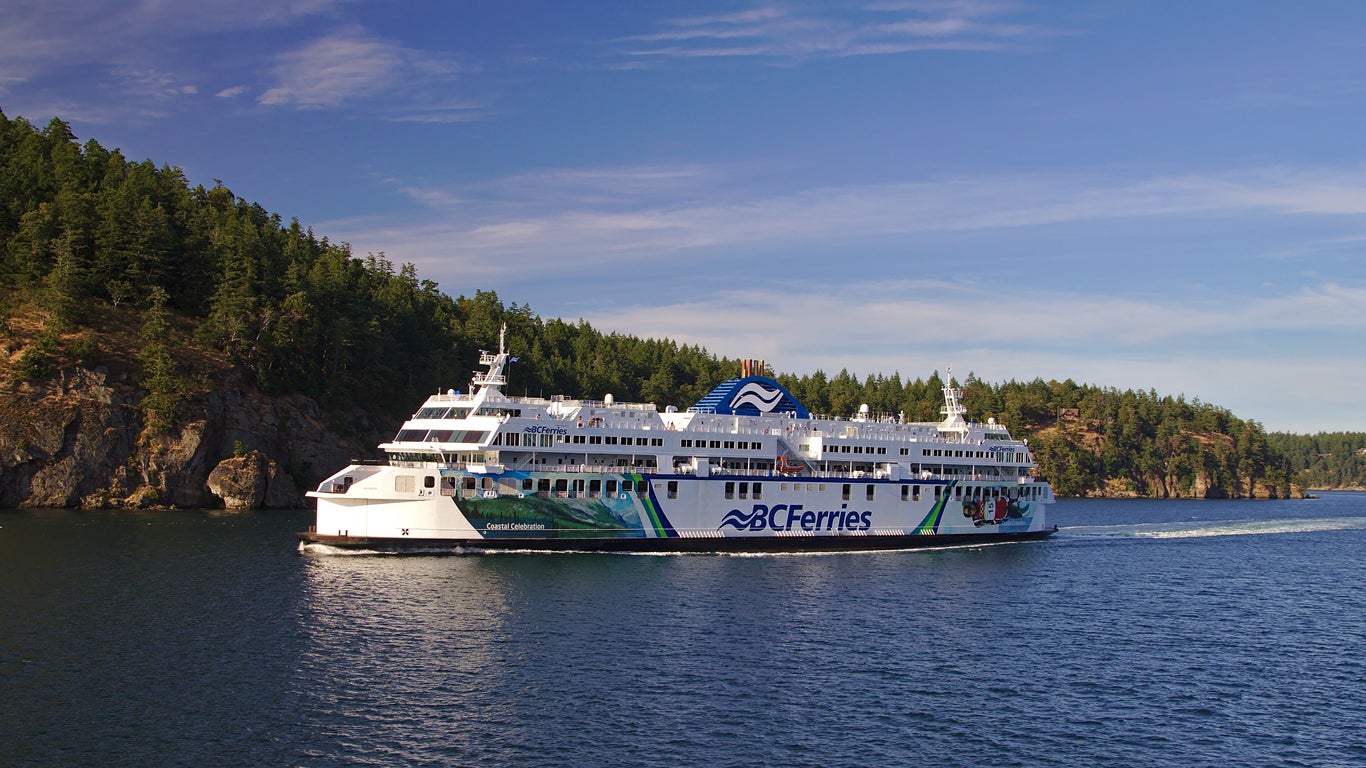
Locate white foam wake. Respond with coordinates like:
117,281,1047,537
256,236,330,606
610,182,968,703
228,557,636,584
1063,516,1366,540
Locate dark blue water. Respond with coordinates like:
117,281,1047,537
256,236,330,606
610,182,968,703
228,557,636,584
3,494,1364,767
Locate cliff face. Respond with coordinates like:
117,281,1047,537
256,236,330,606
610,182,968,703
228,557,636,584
1089,474,1296,500
0,365,383,509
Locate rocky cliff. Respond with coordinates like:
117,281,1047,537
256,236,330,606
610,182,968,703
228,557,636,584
0,364,383,510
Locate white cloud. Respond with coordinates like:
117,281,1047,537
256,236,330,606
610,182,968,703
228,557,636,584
0,0,358,118
257,28,481,121
571,281,1366,431
326,165,1366,277
259,30,405,107
0,1,352,84
617,1,1058,61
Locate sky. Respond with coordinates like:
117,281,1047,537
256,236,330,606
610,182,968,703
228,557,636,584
3,0,1365,433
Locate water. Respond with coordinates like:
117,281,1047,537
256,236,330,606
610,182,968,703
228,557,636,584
3,494,1364,767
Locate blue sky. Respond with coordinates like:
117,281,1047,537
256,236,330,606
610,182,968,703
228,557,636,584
4,1,1365,433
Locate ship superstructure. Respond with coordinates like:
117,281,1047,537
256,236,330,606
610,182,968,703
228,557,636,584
301,328,1054,552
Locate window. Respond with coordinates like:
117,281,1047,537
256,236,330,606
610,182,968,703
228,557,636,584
667,480,678,499
913,485,921,501
866,485,875,501
725,481,735,500
522,478,534,491
396,475,415,492
901,485,909,501
739,482,748,500
606,480,618,495
589,479,602,495
842,484,851,501
753,482,762,500
589,436,603,444
424,476,435,488
636,480,648,494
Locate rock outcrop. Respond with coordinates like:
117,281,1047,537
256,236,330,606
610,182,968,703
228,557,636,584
207,452,297,510
0,364,382,510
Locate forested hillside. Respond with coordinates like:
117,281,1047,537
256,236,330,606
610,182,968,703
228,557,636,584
1268,433,1366,490
0,112,1306,499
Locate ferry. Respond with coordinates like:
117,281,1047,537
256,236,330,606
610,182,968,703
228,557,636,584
299,328,1055,553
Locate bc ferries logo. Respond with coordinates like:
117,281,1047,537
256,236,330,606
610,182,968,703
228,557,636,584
720,503,872,533
728,382,785,413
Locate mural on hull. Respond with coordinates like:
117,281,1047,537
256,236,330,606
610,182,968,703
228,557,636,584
453,472,1038,539
456,471,658,539
915,481,1036,534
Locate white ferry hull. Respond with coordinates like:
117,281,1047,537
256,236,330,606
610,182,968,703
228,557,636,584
300,467,1055,553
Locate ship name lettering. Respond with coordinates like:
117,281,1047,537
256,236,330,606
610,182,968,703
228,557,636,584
523,426,568,435
719,503,872,533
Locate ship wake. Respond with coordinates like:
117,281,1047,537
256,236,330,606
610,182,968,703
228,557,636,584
1063,516,1366,540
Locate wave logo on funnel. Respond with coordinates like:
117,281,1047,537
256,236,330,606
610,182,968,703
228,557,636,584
729,382,784,412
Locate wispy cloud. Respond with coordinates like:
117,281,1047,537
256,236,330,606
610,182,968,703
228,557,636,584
328,164,1366,275
617,1,1060,62
0,1,486,123
259,29,410,108
258,28,483,122
574,281,1366,431
0,1,351,88
0,0,358,121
